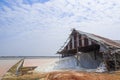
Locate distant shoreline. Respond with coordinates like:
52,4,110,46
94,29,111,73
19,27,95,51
0,56,59,59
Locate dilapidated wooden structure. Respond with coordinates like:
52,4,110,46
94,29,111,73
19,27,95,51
57,29,120,71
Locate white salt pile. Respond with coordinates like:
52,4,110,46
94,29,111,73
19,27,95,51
78,53,100,69
34,53,106,72
34,56,82,72
96,62,107,72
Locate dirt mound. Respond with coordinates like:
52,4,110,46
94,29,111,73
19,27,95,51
2,70,120,80
46,71,120,80
47,71,93,80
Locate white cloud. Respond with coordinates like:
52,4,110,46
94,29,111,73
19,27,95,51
0,0,120,56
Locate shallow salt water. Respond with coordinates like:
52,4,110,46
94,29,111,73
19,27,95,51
23,58,58,67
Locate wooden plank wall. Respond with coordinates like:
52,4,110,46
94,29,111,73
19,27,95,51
64,31,94,51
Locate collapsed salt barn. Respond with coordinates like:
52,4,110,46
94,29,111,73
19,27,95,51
57,29,120,71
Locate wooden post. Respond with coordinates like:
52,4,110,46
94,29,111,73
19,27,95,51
103,52,109,71
94,50,97,60
88,39,92,45
68,43,70,50
72,36,74,49
81,35,85,47
76,47,79,66
76,32,79,47
114,53,117,71
76,32,79,66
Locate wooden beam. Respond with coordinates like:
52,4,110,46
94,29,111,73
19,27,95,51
81,35,85,47
114,53,117,70
72,36,74,49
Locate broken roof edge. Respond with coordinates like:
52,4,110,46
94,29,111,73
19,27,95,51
67,29,120,51
76,29,120,49
57,28,120,54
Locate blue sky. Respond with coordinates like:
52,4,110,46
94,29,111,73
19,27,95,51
0,0,120,56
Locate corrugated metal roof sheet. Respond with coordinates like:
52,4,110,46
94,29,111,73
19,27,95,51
77,30,120,48
57,29,120,54
115,40,120,44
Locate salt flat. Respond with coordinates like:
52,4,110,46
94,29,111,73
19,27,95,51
0,59,20,80
23,58,59,67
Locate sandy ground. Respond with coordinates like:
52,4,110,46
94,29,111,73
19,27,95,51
3,70,120,80
0,59,20,80
2,58,120,80
44,70,120,80
23,58,59,67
